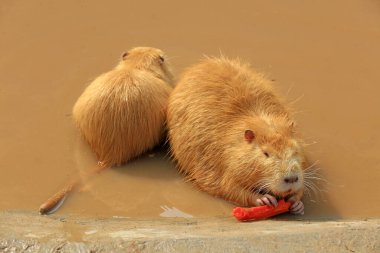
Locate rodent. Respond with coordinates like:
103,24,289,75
72,46,173,167
167,57,306,214
39,47,173,214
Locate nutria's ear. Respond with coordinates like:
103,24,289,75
244,129,255,143
289,121,296,133
121,51,129,60
158,55,165,64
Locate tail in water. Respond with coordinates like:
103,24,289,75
39,162,107,215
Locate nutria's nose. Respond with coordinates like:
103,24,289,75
284,176,298,184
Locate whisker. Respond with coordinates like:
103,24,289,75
303,141,318,147
286,83,295,97
303,179,324,199
292,110,307,115
305,182,319,197
250,178,273,195
304,160,320,172
304,176,328,183
289,94,304,105
303,186,312,198
256,183,270,194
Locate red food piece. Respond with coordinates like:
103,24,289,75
232,199,291,221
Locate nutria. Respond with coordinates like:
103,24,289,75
39,47,173,214
167,57,305,214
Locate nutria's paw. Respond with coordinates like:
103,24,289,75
289,200,304,215
256,194,278,207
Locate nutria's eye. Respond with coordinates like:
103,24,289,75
159,56,165,64
121,52,129,60
263,152,270,158
244,129,255,143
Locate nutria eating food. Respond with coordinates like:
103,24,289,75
167,57,306,214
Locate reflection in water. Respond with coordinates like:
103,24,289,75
160,206,193,218
0,0,379,218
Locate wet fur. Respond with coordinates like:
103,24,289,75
167,57,306,207
73,47,173,167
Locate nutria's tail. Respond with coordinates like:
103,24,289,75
39,162,107,215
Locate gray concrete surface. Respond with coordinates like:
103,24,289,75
0,211,379,253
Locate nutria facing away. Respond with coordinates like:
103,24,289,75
167,57,305,214
72,47,173,167
39,47,173,214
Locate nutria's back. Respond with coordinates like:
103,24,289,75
73,47,173,167
167,57,305,207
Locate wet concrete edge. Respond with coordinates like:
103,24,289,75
0,211,379,253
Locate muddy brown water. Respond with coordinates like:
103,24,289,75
0,0,379,219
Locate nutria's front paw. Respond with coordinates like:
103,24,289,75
289,200,304,215
255,194,278,207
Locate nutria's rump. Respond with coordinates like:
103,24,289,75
73,47,173,167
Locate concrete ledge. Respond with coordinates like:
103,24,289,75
0,211,379,253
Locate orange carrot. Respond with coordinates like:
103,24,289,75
232,199,291,221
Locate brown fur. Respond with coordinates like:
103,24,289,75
167,57,306,207
73,47,173,167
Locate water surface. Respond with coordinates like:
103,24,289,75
0,0,379,219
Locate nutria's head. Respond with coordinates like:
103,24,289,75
228,115,306,199
118,47,173,85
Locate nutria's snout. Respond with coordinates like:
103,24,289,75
275,170,304,195
269,156,305,197
283,172,303,189
284,174,299,184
